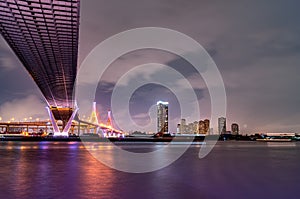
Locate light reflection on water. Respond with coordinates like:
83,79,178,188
0,141,299,199
0,141,206,151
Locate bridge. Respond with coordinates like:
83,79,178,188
82,102,124,137
0,102,124,137
0,117,124,138
0,0,123,137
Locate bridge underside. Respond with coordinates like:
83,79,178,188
0,0,80,136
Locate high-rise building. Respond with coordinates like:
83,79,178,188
157,101,169,133
180,119,186,134
199,120,205,134
204,119,210,134
218,117,226,134
193,121,199,134
178,119,209,134
231,123,239,135
199,119,210,134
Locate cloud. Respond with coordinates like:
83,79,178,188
0,95,47,121
0,37,20,70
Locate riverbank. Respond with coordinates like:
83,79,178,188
1,134,299,142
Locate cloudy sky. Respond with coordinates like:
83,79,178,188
1,0,300,133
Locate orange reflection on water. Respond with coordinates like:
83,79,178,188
77,147,117,198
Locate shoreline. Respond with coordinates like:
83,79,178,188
0,135,298,142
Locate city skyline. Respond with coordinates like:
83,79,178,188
1,0,300,133
177,117,240,135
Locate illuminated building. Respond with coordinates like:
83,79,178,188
231,123,239,135
199,119,210,134
185,122,198,134
199,121,205,134
180,119,186,134
218,117,226,134
157,101,169,133
193,121,199,134
178,119,207,134
204,119,210,134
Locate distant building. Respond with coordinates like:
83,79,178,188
157,101,169,133
193,121,199,134
199,119,210,134
199,120,205,134
176,124,180,134
180,119,186,134
187,123,193,134
218,117,226,134
178,118,210,134
204,119,210,134
231,123,239,135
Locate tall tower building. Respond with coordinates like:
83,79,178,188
231,123,239,135
218,117,226,134
157,101,169,133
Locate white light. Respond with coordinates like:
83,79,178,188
157,101,169,105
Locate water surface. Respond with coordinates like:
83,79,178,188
0,141,299,199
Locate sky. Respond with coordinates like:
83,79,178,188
0,0,300,133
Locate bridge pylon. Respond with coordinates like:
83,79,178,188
89,102,99,125
107,110,113,128
46,106,78,136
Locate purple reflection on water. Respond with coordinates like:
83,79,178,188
0,142,299,199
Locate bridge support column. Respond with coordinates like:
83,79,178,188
46,107,78,137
